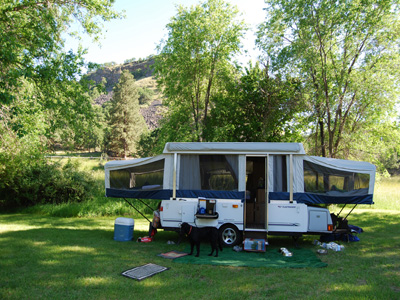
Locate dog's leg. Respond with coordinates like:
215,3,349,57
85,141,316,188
211,241,218,257
213,229,220,257
208,246,214,257
189,242,194,255
195,243,200,257
176,232,183,245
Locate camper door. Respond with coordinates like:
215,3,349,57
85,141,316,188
245,156,268,230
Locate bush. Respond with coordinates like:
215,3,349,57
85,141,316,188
132,68,146,79
137,86,155,104
0,158,96,208
0,123,95,208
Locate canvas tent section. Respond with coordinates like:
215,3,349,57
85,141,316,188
105,142,375,205
162,142,306,201
105,142,306,201
175,153,244,200
297,156,375,205
105,154,174,199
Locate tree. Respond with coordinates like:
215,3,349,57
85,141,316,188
0,0,121,140
109,70,147,158
257,0,400,158
339,119,400,174
0,1,121,206
208,63,305,142
155,0,247,142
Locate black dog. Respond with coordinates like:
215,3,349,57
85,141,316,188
180,222,222,257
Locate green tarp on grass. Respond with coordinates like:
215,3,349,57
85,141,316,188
174,247,327,268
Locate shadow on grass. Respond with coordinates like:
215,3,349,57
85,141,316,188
0,217,180,299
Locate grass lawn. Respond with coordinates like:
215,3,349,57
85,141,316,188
1,158,399,299
1,210,399,300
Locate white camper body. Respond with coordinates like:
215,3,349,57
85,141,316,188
105,142,375,246
159,197,332,245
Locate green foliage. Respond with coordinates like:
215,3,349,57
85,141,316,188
137,129,164,157
0,0,121,151
0,0,121,104
18,158,161,217
108,70,147,157
84,76,107,102
131,68,147,79
0,119,95,208
155,0,247,142
335,120,400,174
208,63,306,142
137,86,155,105
0,1,123,208
257,0,400,158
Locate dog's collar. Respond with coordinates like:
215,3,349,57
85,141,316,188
187,225,192,236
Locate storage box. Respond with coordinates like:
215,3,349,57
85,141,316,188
243,238,266,252
197,198,217,215
114,217,134,241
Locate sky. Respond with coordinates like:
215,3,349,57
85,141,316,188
64,0,267,66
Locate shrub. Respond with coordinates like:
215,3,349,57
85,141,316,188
0,123,95,208
137,86,155,104
0,158,96,208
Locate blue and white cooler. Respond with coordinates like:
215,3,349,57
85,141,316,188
114,217,134,241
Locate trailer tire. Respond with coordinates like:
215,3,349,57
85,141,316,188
219,224,241,247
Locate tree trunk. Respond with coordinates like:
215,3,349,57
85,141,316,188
319,119,326,157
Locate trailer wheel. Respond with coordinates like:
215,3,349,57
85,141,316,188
219,224,241,247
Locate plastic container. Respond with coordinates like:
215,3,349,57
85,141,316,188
114,217,134,241
243,238,266,252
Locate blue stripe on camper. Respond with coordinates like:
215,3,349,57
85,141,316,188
106,188,245,201
106,188,172,199
269,192,373,205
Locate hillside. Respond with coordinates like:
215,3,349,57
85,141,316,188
85,58,164,130
86,58,155,92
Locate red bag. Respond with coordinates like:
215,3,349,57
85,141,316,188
137,236,152,243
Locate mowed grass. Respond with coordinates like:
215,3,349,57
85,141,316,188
1,158,399,299
1,211,399,300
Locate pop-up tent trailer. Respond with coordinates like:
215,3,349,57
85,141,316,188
105,142,375,246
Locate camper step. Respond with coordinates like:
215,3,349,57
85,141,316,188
244,228,268,232
243,231,268,243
